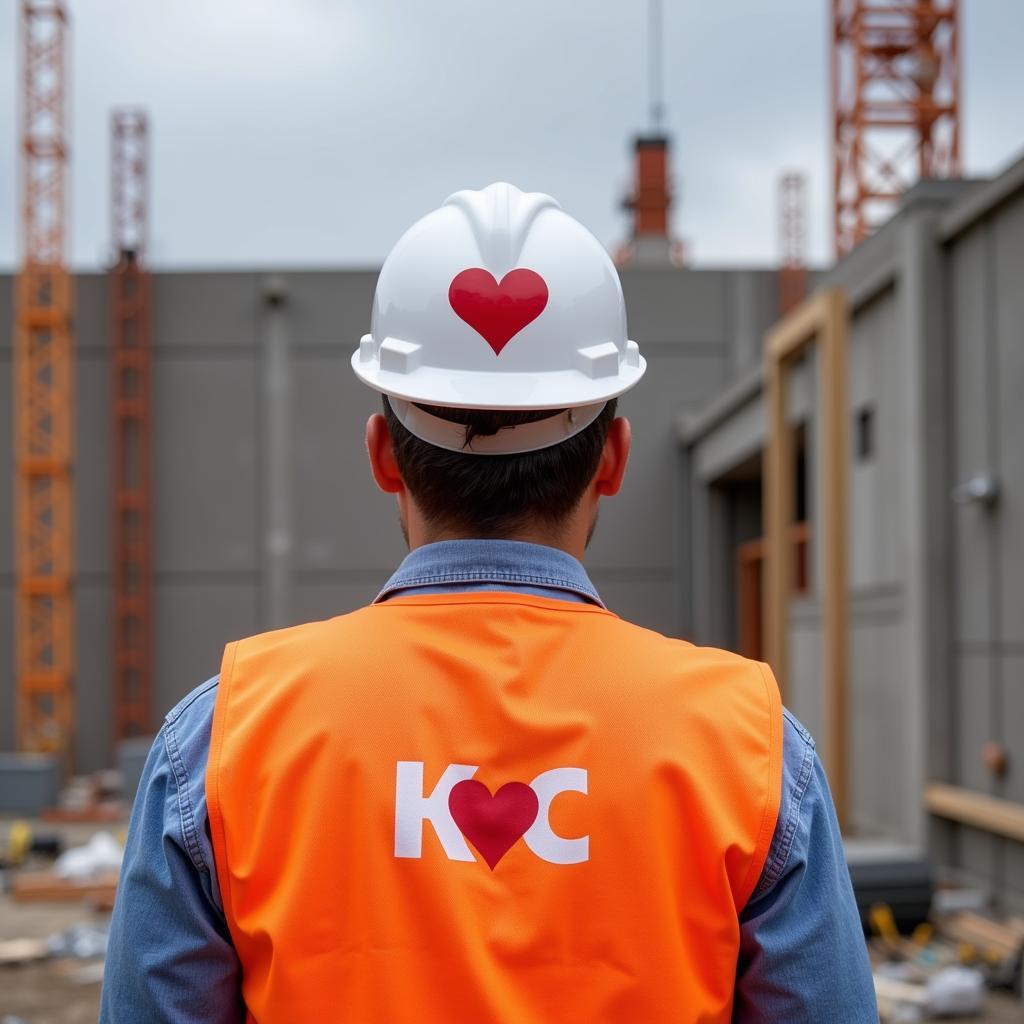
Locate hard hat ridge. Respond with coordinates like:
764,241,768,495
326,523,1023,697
443,182,560,275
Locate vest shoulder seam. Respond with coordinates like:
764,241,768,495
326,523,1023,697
751,718,815,900
735,662,784,908
206,641,240,928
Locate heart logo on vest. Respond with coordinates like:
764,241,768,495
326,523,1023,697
448,779,539,868
448,268,549,356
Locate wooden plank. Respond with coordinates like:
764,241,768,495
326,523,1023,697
763,358,793,698
0,938,49,964
939,911,1024,960
41,803,125,824
925,782,1024,844
765,291,831,362
10,870,119,904
762,287,850,829
761,284,847,827
873,975,928,1007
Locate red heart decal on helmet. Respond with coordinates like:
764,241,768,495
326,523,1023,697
449,268,549,355
448,779,539,869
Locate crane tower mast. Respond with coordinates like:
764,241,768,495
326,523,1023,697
110,110,153,740
14,1,74,756
832,0,960,255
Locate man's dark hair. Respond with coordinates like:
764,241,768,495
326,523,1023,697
383,397,618,537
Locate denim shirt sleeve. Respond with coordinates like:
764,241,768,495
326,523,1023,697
100,677,244,1024
734,709,878,1022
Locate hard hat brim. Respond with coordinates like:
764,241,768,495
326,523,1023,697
351,350,646,411
386,396,609,455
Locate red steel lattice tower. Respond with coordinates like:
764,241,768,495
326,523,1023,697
110,109,153,740
832,0,960,255
778,172,808,317
14,1,74,756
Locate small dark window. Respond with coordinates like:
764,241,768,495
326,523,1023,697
856,407,874,461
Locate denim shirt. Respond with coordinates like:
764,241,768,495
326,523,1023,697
101,540,877,1022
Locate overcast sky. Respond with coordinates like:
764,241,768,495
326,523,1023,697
1,0,1023,270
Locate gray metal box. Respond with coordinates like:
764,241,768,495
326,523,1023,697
0,753,60,815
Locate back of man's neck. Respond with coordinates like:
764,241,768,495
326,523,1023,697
413,531,583,561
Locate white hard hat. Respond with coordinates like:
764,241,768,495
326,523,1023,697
352,182,645,454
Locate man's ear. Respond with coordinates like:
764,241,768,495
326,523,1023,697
594,416,631,497
366,413,405,494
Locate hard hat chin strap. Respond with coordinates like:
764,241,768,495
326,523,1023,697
386,396,607,456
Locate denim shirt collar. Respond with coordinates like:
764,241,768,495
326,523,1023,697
375,539,604,607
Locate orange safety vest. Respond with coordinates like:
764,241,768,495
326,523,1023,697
207,593,782,1023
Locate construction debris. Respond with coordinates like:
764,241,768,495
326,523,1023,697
939,912,1024,981
42,773,126,823
1,821,66,876
875,964,986,1019
871,897,1024,1021
53,832,123,881
46,922,109,960
4,829,122,911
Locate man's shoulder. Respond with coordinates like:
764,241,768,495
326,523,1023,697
227,607,380,656
165,674,220,729
574,615,782,725
607,615,774,678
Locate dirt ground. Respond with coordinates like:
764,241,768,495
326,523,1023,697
2,821,1023,1022
0,896,107,1023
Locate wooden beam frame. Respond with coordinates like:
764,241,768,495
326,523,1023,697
925,784,1024,845
925,786,1024,843
764,288,850,827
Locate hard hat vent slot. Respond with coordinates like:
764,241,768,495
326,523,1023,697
379,338,422,374
575,342,620,379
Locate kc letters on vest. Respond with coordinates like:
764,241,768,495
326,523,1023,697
395,761,589,868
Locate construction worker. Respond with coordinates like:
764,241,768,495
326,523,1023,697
101,182,877,1022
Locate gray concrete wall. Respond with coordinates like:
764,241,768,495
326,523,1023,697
942,164,1024,908
604,269,779,635
1,265,780,772
1,269,396,771
839,272,922,843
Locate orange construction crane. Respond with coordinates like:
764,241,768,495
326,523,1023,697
14,1,74,756
778,172,808,317
110,109,153,740
832,0,960,255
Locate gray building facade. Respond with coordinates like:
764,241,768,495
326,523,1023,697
683,153,1024,908
3,151,1023,906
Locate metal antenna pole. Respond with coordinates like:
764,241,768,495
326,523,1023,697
649,0,665,133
